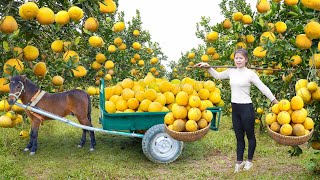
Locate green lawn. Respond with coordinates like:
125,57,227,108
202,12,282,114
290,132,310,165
0,108,319,179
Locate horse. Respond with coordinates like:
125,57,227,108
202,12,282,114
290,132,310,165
8,75,96,155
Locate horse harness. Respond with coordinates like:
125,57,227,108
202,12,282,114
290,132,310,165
9,81,46,123
29,90,46,123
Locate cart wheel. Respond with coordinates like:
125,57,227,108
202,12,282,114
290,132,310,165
142,124,183,163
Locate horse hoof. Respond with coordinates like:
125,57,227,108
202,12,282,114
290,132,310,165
77,145,82,148
23,148,30,152
30,152,35,155
89,148,95,151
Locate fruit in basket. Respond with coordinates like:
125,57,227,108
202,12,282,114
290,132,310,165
201,110,213,122
279,124,293,136
265,113,277,125
172,105,188,119
292,124,306,136
164,112,175,125
278,99,291,111
189,96,201,107
266,93,315,138
271,104,280,114
188,108,201,121
185,120,198,132
277,111,291,125
176,91,189,106
198,119,208,129
303,117,314,130
291,109,307,124
270,122,280,132
172,119,186,132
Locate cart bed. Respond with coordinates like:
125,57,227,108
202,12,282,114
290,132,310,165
99,79,222,131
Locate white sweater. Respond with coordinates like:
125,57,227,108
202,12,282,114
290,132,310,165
208,67,276,104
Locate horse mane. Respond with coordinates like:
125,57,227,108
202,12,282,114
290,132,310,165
24,77,40,91
11,75,39,92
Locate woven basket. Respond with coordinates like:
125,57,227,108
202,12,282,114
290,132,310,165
267,125,314,146
165,122,211,142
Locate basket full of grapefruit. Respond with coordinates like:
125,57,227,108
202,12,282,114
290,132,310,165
164,94,216,142
265,95,314,146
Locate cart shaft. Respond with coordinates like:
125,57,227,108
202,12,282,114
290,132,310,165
14,102,144,138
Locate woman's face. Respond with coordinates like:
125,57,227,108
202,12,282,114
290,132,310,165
234,53,247,68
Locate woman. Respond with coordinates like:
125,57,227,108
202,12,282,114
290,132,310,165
195,49,278,173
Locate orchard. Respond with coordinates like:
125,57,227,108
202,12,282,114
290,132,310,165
0,0,319,177
170,0,320,152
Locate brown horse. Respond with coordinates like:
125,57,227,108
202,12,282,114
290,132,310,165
8,75,96,155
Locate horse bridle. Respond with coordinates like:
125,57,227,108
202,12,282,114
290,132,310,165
9,81,25,100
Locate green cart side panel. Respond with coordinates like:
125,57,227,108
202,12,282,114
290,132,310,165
99,79,222,131
100,111,168,131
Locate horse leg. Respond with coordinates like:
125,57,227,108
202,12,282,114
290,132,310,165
89,130,96,151
24,129,33,152
76,116,96,151
78,129,87,148
26,118,41,155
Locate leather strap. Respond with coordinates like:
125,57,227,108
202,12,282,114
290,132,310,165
29,90,46,124
30,90,46,107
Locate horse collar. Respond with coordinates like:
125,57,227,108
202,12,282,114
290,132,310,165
30,90,46,107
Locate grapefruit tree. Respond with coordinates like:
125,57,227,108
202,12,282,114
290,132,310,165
0,0,167,108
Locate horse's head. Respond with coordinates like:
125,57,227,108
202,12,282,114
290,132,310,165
8,75,27,105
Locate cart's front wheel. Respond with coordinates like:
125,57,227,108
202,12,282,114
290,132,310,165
142,124,183,163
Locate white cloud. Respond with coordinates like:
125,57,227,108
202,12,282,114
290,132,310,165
118,0,257,66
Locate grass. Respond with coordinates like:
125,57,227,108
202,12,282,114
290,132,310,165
0,108,319,179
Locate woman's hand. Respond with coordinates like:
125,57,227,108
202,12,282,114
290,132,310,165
194,62,211,69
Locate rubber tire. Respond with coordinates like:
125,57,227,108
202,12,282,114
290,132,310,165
142,124,183,163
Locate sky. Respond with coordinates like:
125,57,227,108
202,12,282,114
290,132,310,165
118,0,257,67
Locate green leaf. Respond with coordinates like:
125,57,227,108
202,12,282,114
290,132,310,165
258,18,265,28
74,36,81,45
12,29,20,37
292,5,300,14
3,41,9,52
288,146,303,156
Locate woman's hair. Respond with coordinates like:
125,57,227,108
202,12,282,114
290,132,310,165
234,49,248,60
234,48,249,65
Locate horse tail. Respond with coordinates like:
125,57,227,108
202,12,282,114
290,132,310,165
87,94,92,122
